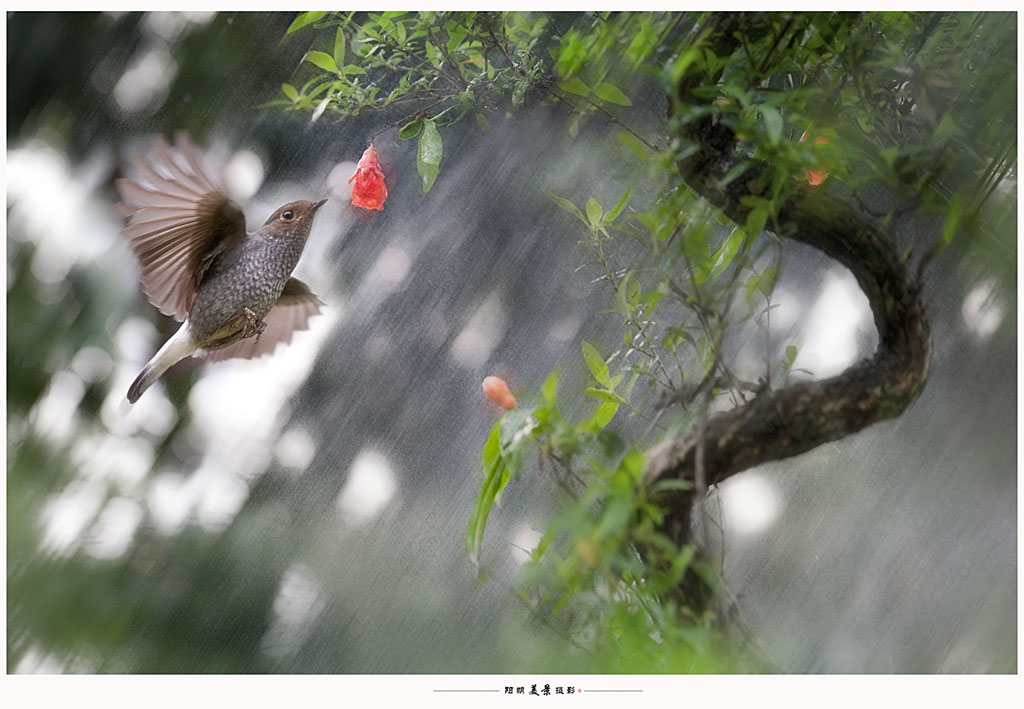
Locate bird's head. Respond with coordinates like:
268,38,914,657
261,199,327,240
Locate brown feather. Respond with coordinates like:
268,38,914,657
117,135,247,321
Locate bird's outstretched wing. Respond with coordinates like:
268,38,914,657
117,132,247,321
205,278,324,362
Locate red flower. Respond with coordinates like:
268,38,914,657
348,144,388,210
482,376,517,410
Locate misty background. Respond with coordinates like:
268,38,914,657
6,12,1016,673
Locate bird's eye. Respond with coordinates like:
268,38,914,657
281,210,294,221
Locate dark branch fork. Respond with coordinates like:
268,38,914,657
645,14,933,540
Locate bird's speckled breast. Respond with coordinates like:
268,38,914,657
188,233,307,342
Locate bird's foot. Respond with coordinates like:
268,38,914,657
240,308,267,342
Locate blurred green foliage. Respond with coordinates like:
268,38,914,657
288,11,1016,671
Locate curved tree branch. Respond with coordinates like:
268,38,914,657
645,13,933,538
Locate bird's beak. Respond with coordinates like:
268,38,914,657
313,199,328,212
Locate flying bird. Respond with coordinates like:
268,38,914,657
117,132,326,403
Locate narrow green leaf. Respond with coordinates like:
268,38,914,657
467,423,504,564
286,11,326,35
940,194,962,246
604,187,631,223
709,227,746,279
281,83,299,102
482,419,500,470
311,94,331,123
615,269,636,319
594,81,632,106
304,50,339,75
581,341,611,387
558,77,590,96
717,161,750,190
586,197,603,227
541,369,559,408
745,274,762,307
333,27,346,70
398,118,423,140
342,64,367,75
761,105,782,145
543,190,588,226
669,45,701,84
417,118,443,193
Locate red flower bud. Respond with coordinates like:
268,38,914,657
482,376,517,410
799,131,830,186
348,144,388,210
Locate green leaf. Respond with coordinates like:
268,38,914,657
761,105,782,145
398,118,423,140
617,131,646,159
759,267,778,295
541,369,559,408
621,447,645,483
717,161,750,190
709,227,745,280
585,387,620,403
286,11,326,35
417,118,443,193
933,113,956,143
311,94,331,123
281,83,299,102
558,77,590,96
304,50,339,75
615,270,638,319
581,341,611,388
940,194,963,246
446,22,467,54
588,400,619,430
785,344,798,363
604,187,631,223
745,274,762,307
745,207,768,236
594,81,632,106
333,27,346,70
651,479,694,494
467,423,505,565
511,78,529,107
669,45,702,84
544,190,587,226
342,65,367,75
586,197,603,227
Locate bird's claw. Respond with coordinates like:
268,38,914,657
240,308,267,342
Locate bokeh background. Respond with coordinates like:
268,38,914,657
6,11,1016,673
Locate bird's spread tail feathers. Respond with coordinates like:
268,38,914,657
127,323,197,404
